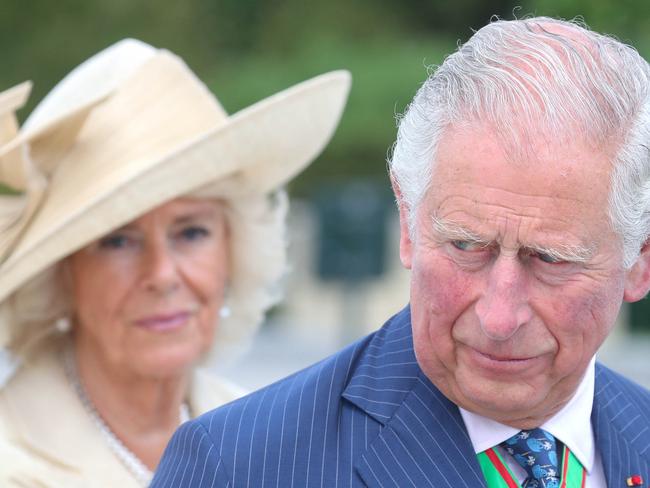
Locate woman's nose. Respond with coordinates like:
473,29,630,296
474,255,533,341
141,241,180,296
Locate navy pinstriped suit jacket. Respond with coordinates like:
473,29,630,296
151,307,650,487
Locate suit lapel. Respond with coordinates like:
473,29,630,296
342,307,487,487
355,372,487,488
592,364,650,488
341,309,650,487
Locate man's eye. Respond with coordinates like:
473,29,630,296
535,252,564,264
451,240,482,252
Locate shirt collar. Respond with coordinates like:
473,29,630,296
460,357,596,473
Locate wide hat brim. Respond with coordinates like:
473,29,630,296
0,56,350,302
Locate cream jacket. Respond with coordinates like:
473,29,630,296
0,339,246,487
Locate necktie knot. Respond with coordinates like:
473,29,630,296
500,428,560,488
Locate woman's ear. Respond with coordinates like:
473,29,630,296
391,175,413,270
58,258,73,292
624,240,650,302
57,258,77,315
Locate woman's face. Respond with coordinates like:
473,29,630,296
67,197,229,379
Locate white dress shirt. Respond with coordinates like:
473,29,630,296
460,357,606,487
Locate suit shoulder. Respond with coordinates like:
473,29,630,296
596,363,650,393
155,336,376,487
596,362,650,410
194,306,411,439
151,420,231,487
167,307,413,485
196,331,375,437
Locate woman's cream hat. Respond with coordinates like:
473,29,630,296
0,39,351,303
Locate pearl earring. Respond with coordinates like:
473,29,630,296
219,305,231,318
55,317,71,333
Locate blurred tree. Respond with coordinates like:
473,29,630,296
1,0,648,194
0,0,460,193
2,0,650,332
521,0,649,53
397,0,518,39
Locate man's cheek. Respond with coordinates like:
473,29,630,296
418,268,474,314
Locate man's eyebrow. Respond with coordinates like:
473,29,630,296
430,215,595,263
429,215,488,244
527,243,594,263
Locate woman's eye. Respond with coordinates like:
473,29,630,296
179,226,210,241
98,234,131,249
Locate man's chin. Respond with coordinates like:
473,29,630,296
452,379,551,425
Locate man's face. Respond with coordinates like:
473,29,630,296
399,124,643,427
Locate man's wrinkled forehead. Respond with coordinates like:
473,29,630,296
435,118,614,180
424,119,616,255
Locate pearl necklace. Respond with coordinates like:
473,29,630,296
63,348,190,486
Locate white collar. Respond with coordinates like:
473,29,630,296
460,357,596,473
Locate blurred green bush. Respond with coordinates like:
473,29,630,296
1,0,648,192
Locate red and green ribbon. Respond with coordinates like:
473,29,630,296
478,444,586,488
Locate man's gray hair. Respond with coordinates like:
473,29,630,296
389,16,650,268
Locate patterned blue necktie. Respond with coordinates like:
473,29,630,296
500,428,561,488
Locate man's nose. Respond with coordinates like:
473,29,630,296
141,240,180,295
475,255,533,341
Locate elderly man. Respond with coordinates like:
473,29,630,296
152,16,650,488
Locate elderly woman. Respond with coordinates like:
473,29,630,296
0,39,349,486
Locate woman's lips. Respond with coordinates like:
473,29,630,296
134,311,194,331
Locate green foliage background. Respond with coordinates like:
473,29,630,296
1,0,648,195
3,1,650,329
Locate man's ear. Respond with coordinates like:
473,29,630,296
391,174,413,270
624,239,650,302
